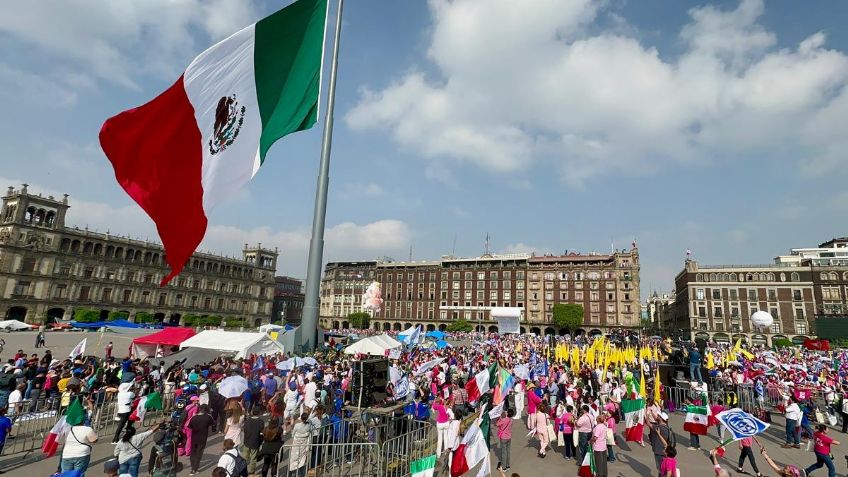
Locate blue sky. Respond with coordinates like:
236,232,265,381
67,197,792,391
1,0,847,298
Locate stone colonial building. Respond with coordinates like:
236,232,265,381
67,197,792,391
319,248,641,335
0,184,277,326
272,276,304,324
668,260,816,346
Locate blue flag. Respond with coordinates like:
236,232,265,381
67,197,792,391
253,355,265,372
716,408,769,440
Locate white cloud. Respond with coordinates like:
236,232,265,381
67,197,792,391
0,0,258,89
0,63,79,107
346,0,848,184
500,242,549,255
339,182,386,199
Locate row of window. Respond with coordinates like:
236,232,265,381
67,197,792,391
695,321,807,334
696,271,800,283
691,301,808,321
820,272,848,281
694,287,805,301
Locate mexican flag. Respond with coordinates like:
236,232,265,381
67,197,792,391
622,398,645,442
450,421,490,477
41,417,70,457
465,367,491,403
578,451,595,477
683,404,709,435
100,0,328,285
410,455,437,477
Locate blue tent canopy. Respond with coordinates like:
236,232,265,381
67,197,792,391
71,319,142,329
434,340,451,349
425,330,446,339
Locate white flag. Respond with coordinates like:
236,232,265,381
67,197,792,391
69,338,87,359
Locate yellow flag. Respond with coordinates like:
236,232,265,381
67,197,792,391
639,369,647,397
654,366,662,404
571,346,580,372
706,352,715,370
733,339,755,360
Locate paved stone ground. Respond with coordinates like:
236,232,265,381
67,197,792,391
0,328,156,362
1,331,846,476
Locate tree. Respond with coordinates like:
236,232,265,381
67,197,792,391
183,314,203,327
552,303,584,333
206,316,223,327
348,312,370,329
135,312,156,324
107,311,128,322
773,338,793,348
224,317,245,328
447,318,473,332
74,308,100,323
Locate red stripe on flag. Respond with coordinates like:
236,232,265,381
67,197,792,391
100,76,205,286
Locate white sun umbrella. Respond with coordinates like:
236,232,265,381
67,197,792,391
218,375,249,398
301,357,318,367
276,357,298,371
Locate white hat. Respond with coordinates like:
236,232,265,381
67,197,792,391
659,412,669,421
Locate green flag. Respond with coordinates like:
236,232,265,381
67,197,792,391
65,397,86,426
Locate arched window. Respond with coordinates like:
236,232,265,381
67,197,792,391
768,273,775,281
791,272,800,282
746,273,753,281
696,273,703,281
844,272,848,280
25,207,35,223
830,272,838,280
730,273,737,281
45,211,55,227
820,272,829,280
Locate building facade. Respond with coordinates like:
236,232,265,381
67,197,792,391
669,260,816,346
775,237,848,340
645,292,675,331
0,185,278,326
318,248,641,335
272,276,304,324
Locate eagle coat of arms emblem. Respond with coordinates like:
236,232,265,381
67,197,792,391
208,94,246,155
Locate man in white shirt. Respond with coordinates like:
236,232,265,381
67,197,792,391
216,438,242,476
7,384,24,420
782,398,802,448
303,377,318,412
112,382,135,444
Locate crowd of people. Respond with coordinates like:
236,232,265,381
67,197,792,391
0,330,845,477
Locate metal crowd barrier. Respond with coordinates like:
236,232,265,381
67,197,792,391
275,417,434,477
1,391,175,458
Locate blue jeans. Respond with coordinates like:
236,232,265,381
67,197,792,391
607,444,616,461
61,455,91,477
119,454,142,477
0,390,9,409
805,452,835,477
690,364,702,384
801,421,815,440
786,419,800,445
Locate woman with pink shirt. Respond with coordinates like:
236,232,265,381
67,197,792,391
495,408,514,471
559,404,575,460
526,383,542,430
534,401,550,458
591,413,610,477
606,410,617,462
432,396,451,455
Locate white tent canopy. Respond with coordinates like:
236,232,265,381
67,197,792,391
258,324,287,333
344,334,402,356
491,307,522,334
180,330,285,359
0,320,31,331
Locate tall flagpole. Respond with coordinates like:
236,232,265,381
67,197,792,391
301,0,344,351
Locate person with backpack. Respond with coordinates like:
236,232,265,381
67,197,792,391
186,404,214,475
0,368,15,409
217,438,247,477
60,413,98,477
649,411,675,477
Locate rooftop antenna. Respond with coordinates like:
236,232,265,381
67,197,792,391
408,243,413,262
451,233,457,256
484,233,491,256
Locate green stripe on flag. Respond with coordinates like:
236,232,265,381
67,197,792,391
621,398,645,413
254,0,327,164
410,454,437,477
687,405,708,415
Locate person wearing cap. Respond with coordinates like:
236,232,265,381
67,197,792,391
112,382,136,444
649,411,674,477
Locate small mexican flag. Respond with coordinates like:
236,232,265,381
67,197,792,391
100,0,328,285
465,367,491,403
622,398,645,442
683,404,709,435
578,450,595,477
410,455,437,477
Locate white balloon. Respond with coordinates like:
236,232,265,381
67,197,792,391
751,310,774,329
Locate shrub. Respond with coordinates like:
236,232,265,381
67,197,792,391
135,312,156,324
206,316,223,327
773,338,793,348
107,311,128,322
447,318,473,332
73,308,100,323
348,312,370,329
183,314,203,326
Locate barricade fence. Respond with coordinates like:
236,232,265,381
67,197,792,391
276,417,433,477
1,391,175,457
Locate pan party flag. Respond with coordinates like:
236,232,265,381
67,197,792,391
100,0,327,285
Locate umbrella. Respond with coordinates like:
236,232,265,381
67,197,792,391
301,357,318,367
276,358,298,371
414,357,444,376
218,376,248,398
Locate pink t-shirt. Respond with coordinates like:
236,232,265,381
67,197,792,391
606,416,616,432
560,412,573,434
660,457,677,477
496,416,512,440
739,437,752,448
432,403,449,424
592,423,608,452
